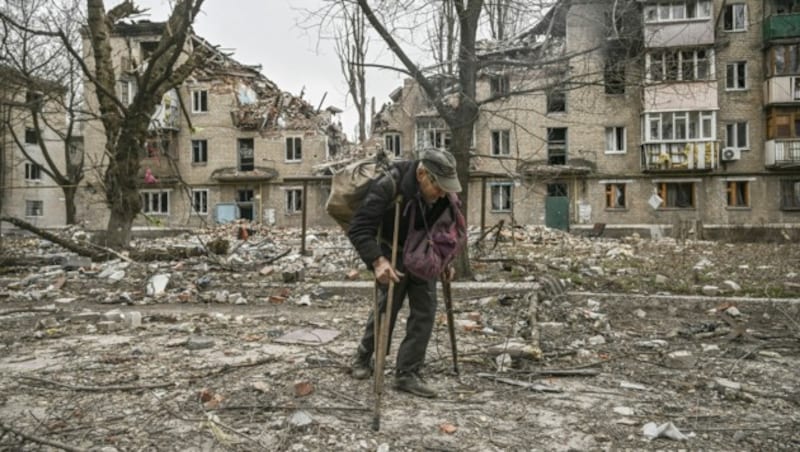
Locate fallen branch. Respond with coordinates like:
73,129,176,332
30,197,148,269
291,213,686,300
508,368,601,378
265,248,292,265
212,404,369,412
18,375,174,392
0,420,86,452
0,216,104,261
476,373,563,392
0,307,58,317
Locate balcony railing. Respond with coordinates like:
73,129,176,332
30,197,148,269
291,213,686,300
641,141,718,172
644,20,714,48
149,90,180,131
765,139,800,167
764,13,800,41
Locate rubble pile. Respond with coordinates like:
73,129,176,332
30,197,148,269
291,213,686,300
0,225,798,450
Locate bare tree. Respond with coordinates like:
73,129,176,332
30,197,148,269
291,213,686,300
0,0,85,224
334,0,369,143
83,0,205,248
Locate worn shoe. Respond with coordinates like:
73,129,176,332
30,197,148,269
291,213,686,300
350,349,372,380
393,372,437,398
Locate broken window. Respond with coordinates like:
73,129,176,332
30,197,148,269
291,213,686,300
547,128,567,165
490,182,512,211
781,179,800,209
24,162,42,181
547,183,568,197
25,200,43,217
648,49,713,82
725,122,748,149
192,139,208,163
286,188,303,214
192,90,208,113
645,111,716,142
238,138,254,171
726,62,747,90
491,130,510,156
723,3,747,32
192,189,208,215
605,127,626,153
547,88,566,113
24,128,38,145
141,190,170,214
286,137,302,161
726,181,750,207
605,183,626,209
490,75,509,97
604,61,625,94
384,133,401,157
658,182,695,208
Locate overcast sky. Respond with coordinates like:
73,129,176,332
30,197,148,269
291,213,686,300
134,0,408,140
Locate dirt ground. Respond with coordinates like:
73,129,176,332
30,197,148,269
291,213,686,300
0,226,798,451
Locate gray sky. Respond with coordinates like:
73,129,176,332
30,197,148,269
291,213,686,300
134,0,407,141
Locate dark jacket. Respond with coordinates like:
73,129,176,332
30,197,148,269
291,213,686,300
348,160,452,271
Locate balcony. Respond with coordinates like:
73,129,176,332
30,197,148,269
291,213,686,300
764,13,800,41
765,139,800,168
641,141,718,172
643,81,718,112
764,76,800,105
149,90,179,131
644,20,714,48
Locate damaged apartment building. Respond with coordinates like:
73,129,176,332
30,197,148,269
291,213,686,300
372,0,800,238
0,66,72,229
79,20,346,230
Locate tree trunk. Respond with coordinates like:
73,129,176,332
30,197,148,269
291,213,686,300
103,124,145,249
450,122,474,279
63,185,78,225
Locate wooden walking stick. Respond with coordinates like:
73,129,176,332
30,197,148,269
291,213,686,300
441,273,459,375
372,198,402,432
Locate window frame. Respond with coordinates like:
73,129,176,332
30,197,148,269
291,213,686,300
725,122,749,150
191,89,208,113
780,179,800,210
24,162,42,181
725,61,747,90
547,127,568,165
285,136,302,162
384,133,401,157
191,139,208,164
140,190,170,215
643,1,712,23
491,130,511,156
238,138,255,171
490,75,509,97
605,183,627,209
285,187,303,214
546,88,566,113
24,127,39,145
723,3,747,32
25,200,44,217
605,126,626,154
725,180,750,208
489,182,513,212
647,48,713,82
657,182,696,209
192,189,209,215
644,111,716,142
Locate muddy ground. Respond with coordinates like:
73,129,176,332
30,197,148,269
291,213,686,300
0,226,798,451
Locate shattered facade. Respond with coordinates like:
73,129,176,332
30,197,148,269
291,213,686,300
372,0,800,237
0,66,69,229
79,21,345,230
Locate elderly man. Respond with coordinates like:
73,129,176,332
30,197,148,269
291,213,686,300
347,148,462,398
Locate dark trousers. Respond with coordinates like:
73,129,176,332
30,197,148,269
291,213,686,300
358,271,438,375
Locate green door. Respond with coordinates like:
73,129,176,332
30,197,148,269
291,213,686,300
545,183,569,230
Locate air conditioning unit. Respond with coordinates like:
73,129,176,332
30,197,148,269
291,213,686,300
721,148,741,162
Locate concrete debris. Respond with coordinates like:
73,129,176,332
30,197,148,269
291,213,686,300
643,421,693,441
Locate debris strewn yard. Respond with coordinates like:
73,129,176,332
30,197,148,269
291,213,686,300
1,225,798,451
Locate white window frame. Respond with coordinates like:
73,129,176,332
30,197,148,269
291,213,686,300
384,133,401,157
191,139,208,163
725,122,749,150
491,130,511,156
726,61,747,90
644,111,716,142
140,190,170,215
644,1,712,23
646,48,713,82
24,162,42,181
285,187,303,214
25,200,43,217
118,79,135,106
191,89,208,113
192,189,209,215
723,3,747,32
285,136,302,162
792,77,800,100
425,129,451,150
605,126,626,154
489,182,513,212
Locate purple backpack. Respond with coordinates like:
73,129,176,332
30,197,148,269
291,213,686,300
403,193,467,280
